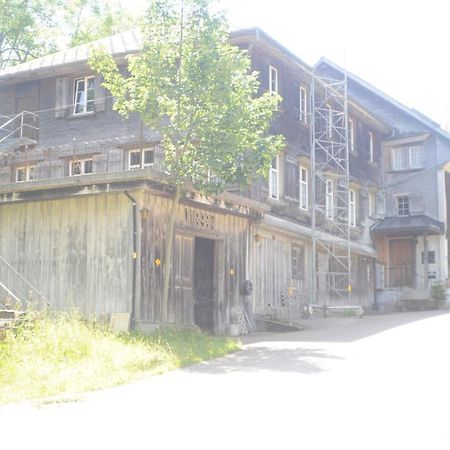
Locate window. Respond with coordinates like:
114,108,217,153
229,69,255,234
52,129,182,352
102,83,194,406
326,104,333,138
291,244,305,280
410,146,425,169
326,178,334,218
16,165,37,182
74,76,95,114
128,148,155,170
299,166,308,210
348,118,355,152
269,156,279,200
368,131,374,162
299,86,307,123
349,189,356,227
368,192,376,217
269,65,278,94
397,196,410,216
422,250,436,264
392,146,425,171
70,158,93,176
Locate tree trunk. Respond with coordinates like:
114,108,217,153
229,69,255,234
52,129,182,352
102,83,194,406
161,184,182,324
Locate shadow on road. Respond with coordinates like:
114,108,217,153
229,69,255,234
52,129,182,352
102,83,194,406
184,346,343,375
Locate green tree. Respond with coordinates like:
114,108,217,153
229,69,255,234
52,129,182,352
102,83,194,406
0,0,137,70
0,0,58,69
63,0,136,47
89,0,284,323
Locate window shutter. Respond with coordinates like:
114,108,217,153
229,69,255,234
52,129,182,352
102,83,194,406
284,160,299,199
94,74,106,112
55,77,69,118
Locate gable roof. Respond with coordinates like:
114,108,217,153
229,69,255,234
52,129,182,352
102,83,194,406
316,57,450,143
230,27,312,75
0,29,142,84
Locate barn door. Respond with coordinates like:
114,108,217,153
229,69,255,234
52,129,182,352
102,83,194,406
172,233,194,325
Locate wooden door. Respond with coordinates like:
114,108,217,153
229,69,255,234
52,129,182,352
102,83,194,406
172,233,194,325
389,239,415,287
194,237,215,333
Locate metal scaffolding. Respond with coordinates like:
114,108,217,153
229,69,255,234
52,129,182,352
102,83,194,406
310,70,352,306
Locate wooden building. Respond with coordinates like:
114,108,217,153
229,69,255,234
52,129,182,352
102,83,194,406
1,27,444,332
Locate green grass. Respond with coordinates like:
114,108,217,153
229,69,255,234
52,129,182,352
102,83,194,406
0,311,240,404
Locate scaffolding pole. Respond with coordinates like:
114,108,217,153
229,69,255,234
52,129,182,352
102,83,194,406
311,70,352,306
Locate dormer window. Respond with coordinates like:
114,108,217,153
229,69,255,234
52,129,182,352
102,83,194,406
269,65,278,94
74,76,95,114
392,146,424,171
128,148,155,170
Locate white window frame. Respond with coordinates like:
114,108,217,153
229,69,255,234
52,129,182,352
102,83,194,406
269,65,278,94
73,76,95,115
349,189,356,227
409,146,425,169
325,178,334,218
368,191,376,217
397,195,410,216
70,158,93,176
269,156,279,200
299,166,308,210
299,86,307,123
368,131,374,162
291,243,305,280
128,148,155,170
326,103,333,138
16,165,37,182
391,146,425,171
348,118,355,152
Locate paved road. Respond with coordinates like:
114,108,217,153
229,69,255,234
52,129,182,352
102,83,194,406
2,310,450,449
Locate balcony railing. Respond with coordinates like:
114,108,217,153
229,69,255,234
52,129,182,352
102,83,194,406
0,111,39,146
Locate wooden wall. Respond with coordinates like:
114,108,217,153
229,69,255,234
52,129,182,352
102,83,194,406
249,225,311,318
0,192,133,315
137,191,249,335
249,224,375,316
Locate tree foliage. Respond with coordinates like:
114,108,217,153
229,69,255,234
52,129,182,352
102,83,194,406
63,0,136,47
0,0,58,69
89,0,284,322
0,0,136,70
90,0,284,194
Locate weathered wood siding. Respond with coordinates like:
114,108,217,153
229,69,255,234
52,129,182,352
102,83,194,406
138,191,249,334
0,193,133,315
249,225,311,318
249,225,375,315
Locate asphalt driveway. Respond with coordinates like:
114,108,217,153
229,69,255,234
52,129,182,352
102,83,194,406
2,310,450,450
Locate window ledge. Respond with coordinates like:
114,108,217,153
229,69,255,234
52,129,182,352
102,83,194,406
388,168,424,174
67,112,96,120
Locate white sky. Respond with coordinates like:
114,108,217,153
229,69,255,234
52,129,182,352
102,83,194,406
127,0,450,128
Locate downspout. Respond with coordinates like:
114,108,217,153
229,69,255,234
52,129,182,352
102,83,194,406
124,190,137,331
